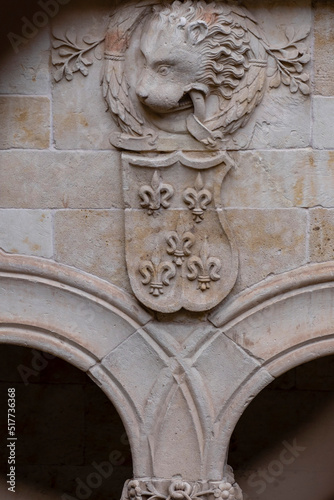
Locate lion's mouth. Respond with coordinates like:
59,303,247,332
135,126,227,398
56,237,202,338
164,93,193,113
178,93,193,109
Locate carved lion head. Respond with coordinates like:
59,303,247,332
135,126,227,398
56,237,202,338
136,1,253,120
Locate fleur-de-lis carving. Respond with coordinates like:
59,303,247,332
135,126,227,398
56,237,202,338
183,173,212,223
187,237,221,291
139,170,174,215
139,251,176,296
166,230,195,266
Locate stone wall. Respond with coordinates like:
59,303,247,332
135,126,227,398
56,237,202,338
1,1,334,499
0,0,333,298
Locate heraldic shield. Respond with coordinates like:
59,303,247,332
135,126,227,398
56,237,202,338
122,151,238,313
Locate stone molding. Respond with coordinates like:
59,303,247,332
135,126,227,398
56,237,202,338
210,261,334,328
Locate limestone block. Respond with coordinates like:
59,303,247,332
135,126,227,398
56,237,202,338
193,329,260,418
231,0,312,150
54,209,130,292
52,58,113,150
313,97,334,149
0,30,50,95
223,150,334,209
225,209,307,291
0,96,50,149
232,92,311,150
52,5,113,150
0,150,123,209
313,0,334,96
224,286,334,362
0,209,53,258
309,208,334,262
100,330,168,417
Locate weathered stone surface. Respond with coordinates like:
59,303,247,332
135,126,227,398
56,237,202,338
0,209,52,258
52,57,113,150
0,96,50,149
225,209,307,291
309,208,334,262
52,7,113,150
0,30,50,95
313,97,334,149
222,283,334,363
193,329,260,417
54,209,130,291
100,329,167,416
232,92,311,150
0,150,123,209
313,0,334,96
223,150,334,209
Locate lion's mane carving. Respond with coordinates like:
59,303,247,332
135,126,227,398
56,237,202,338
153,1,251,100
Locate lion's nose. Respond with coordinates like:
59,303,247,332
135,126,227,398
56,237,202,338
136,87,149,101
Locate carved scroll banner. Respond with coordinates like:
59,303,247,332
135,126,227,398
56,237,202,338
122,151,238,313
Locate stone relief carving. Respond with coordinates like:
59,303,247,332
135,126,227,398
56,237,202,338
122,151,237,312
187,236,222,291
122,473,243,500
139,251,177,296
166,228,195,266
52,0,311,315
183,173,212,223
52,0,310,151
139,170,174,215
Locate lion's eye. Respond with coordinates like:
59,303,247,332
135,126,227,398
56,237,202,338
157,65,171,76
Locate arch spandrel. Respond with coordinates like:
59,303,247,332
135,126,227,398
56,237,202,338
0,249,154,475
207,262,334,474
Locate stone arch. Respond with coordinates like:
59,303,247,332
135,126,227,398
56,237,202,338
0,249,154,476
208,262,334,472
